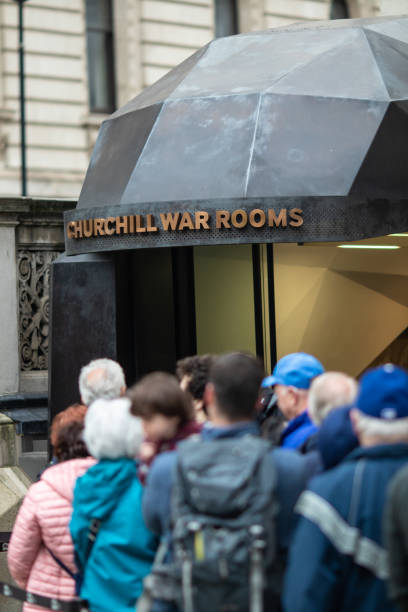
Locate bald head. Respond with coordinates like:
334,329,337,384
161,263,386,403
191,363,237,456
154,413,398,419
79,358,126,407
309,372,358,425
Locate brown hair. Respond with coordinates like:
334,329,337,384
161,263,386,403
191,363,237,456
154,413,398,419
176,354,215,400
53,421,89,462
128,372,193,425
50,403,87,448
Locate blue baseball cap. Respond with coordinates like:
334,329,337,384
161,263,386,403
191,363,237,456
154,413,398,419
262,352,324,390
356,364,408,419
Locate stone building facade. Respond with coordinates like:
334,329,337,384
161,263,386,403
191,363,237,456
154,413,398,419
0,0,406,201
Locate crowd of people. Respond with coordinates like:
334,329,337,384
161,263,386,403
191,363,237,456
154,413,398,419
7,351,408,612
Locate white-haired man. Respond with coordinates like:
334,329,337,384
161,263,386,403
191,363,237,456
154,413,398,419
79,358,126,407
308,371,358,426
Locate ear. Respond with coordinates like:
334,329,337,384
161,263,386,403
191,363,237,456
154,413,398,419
193,398,204,412
204,382,215,406
287,386,298,406
120,386,127,397
204,383,219,421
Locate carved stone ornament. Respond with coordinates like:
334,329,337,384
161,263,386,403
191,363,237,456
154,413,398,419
18,251,59,371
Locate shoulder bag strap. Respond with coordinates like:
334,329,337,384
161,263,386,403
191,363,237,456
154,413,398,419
47,517,102,578
45,546,77,580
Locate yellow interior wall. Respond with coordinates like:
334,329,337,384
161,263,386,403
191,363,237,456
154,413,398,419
194,244,257,356
274,244,408,376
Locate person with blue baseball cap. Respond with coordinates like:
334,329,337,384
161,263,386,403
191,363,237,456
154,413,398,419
264,352,324,451
284,363,408,612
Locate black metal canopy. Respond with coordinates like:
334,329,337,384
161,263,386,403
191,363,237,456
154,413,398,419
66,15,408,254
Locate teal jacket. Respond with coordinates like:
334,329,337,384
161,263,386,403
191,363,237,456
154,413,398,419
70,458,158,612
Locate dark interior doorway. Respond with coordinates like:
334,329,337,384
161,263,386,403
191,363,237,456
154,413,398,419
330,0,350,19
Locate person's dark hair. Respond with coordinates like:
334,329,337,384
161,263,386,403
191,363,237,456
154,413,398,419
210,353,265,422
176,354,215,400
128,372,193,424
53,421,89,462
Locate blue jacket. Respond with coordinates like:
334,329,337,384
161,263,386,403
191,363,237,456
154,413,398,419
280,410,317,450
317,405,358,469
143,421,313,558
70,458,158,612
283,444,408,612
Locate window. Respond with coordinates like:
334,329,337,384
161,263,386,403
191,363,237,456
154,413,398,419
214,0,238,38
85,0,116,113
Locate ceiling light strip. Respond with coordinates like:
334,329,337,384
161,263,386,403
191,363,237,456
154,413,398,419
337,245,400,250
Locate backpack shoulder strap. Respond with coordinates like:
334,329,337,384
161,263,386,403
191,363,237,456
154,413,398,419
85,518,101,561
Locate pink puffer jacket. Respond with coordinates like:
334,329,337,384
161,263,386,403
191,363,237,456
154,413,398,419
8,457,95,612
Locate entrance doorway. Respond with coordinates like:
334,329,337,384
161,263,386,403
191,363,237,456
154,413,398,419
273,235,408,376
193,244,276,374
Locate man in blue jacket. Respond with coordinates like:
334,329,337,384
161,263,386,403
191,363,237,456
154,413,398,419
143,352,313,610
283,364,408,612
263,352,324,450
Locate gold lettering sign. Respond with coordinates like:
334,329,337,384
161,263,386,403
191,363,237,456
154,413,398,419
135,215,146,233
67,209,304,240
147,214,158,232
104,217,115,235
83,219,93,238
216,210,230,229
249,209,266,228
116,216,128,234
289,208,303,227
73,220,83,238
178,212,194,231
231,209,247,229
67,221,76,239
195,211,210,230
160,212,179,231
94,218,105,236
269,209,287,227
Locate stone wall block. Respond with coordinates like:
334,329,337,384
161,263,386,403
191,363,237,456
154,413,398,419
0,415,17,468
0,223,19,394
0,415,31,612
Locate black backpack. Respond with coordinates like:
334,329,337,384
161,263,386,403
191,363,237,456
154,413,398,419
168,435,279,612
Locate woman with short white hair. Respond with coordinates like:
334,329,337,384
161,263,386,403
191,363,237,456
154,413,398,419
70,397,158,612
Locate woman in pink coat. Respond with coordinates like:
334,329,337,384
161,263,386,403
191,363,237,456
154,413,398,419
8,405,95,612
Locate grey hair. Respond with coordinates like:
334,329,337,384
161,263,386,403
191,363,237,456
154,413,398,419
352,409,408,443
79,358,125,406
309,372,358,425
84,397,144,459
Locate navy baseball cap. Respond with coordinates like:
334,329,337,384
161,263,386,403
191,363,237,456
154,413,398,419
262,352,324,390
356,364,408,419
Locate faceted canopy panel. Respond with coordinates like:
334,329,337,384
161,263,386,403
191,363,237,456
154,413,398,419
69,16,408,254
246,95,387,197
121,95,261,204
78,15,408,209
